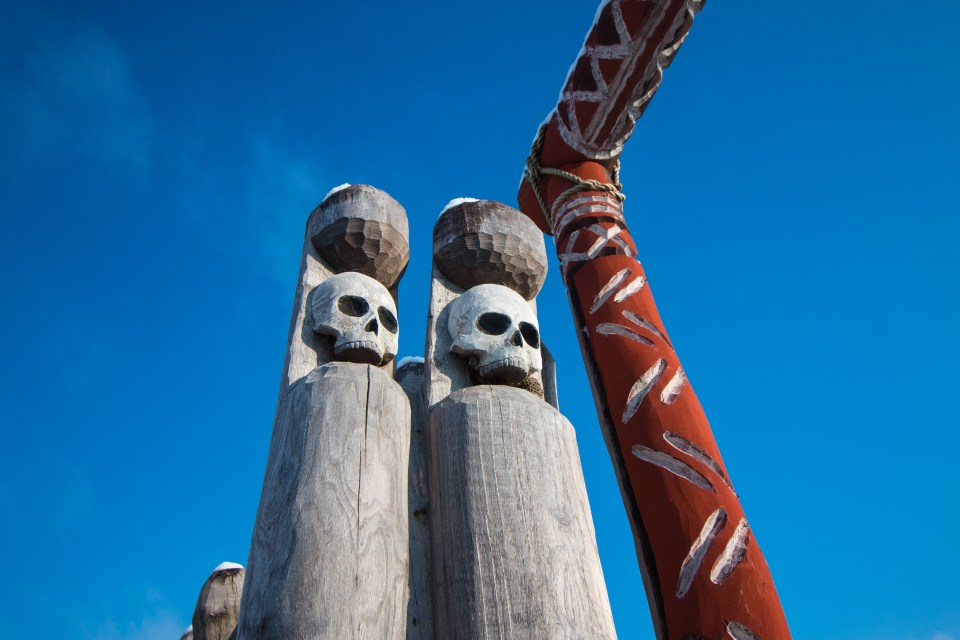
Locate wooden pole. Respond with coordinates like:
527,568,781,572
236,186,412,640
396,358,434,639
425,200,616,639
191,563,244,640
516,2,791,638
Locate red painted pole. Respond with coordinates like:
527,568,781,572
517,2,791,638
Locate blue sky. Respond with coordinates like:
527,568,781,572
1,1,957,638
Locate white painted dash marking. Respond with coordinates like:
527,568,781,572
596,323,655,346
726,621,762,640
590,268,632,313
613,275,646,302
622,309,669,344
662,431,728,485
711,518,751,585
660,368,686,404
621,358,667,423
630,446,714,492
677,508,727,598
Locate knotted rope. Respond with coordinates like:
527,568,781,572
522,121,625,231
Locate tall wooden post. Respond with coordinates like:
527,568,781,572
424,199,617,639
191,562,244,640
396,358,434,639
516,2,791,638
236,185,412,640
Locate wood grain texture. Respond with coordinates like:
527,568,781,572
433,200,547,300
427,385,616,640
237,362,410,640
192,567,244,640
395,361,434,640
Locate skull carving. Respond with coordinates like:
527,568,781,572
447,284,542,384
310,272,399,365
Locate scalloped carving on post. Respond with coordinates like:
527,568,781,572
309,184,410,289
433,199,547,301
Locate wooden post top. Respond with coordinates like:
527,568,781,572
308,184,410,288
433,199,547,300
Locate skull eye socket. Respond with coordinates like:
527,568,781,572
337,295,370,317
378,306,398,333
476,312,512,335
519,322,540,348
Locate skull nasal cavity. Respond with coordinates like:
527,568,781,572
338,295,369,317
511,331,522,346
364,318,379,334
476,312,512,335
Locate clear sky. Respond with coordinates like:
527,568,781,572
1,1,958,638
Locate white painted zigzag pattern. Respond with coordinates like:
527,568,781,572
556,0,704,161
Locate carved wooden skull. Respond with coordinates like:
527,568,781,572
310,272,399,365
447,284,542,383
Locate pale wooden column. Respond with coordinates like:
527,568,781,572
237,186,412,640
192,562,244,640
424,199,616,639
396,358,433,640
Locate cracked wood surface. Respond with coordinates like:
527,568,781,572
427,385,616,639
237,362,410,640
396,361,434,640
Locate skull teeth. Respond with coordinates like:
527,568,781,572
478,356,530,381
335,339,382,353
333,340,385,365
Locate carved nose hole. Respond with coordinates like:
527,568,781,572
338,295,369,317
365,318,379,334
511,331,522,346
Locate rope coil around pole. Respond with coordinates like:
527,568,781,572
522,121,626,232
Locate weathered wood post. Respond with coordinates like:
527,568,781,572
191,562,245,640
236,185,412,640
515,2,792,638
425,199,617,639
396,357,434,639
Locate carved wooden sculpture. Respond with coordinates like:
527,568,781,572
191,563,244,640
424,199,616,639
236,185,411,640
516,2,791,638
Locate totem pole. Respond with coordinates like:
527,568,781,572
424,199,617,639
516,1,791,638
236,185,412,639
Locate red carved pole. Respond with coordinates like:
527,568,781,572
517,2,791,638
